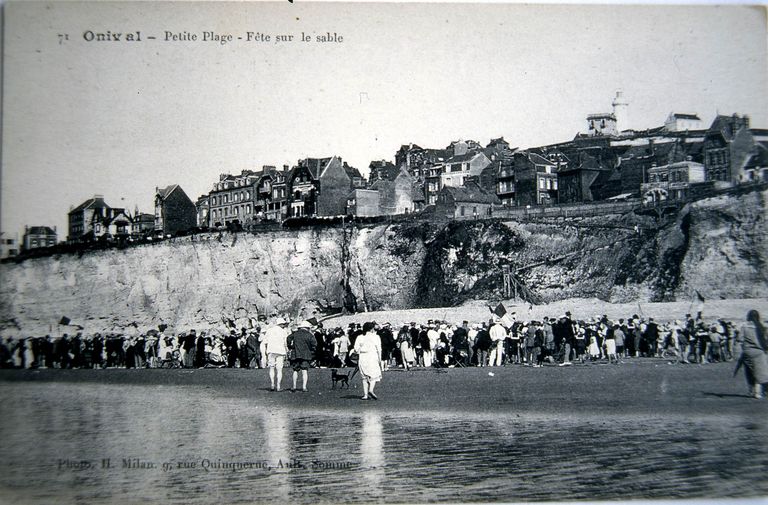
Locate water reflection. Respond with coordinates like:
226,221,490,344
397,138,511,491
263,408,290,501
361,411,384,497
0,383,766,503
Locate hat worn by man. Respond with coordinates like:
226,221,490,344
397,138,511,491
274,317,287,326
297,320,312,329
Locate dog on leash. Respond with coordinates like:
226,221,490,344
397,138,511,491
331,369,351,389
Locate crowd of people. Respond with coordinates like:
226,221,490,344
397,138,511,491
0,308,765,397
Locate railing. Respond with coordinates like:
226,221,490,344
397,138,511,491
488,200,640,220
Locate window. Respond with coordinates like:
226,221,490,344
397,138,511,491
460,206,465,216
539,178,545,190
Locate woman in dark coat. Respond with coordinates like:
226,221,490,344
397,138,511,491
195,333,206,368
736,309,768,399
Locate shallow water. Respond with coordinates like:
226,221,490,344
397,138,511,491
0,382,766,503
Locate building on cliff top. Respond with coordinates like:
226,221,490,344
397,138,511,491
131,212,155,237
207,166,290,228
640,160,706,205
0,232,18,259
435,180,500,219
288,156,365,218
22,226,57,251
155,185,197,236
67,195,126,243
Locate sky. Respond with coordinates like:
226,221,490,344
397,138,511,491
2,2,767,239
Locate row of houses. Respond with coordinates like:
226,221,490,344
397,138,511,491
12,97,766,258
194,156,407,228
58,185,197,247
191,107,767,229
392,109,767,212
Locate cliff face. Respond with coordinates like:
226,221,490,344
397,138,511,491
0,225,428,333
1,189,765,334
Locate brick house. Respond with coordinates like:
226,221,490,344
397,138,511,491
208,171,259,228
155,185,197,235
253,167,289,222
556,150,616,203
288,156,364,217
512,152,559,206
703,114,755,183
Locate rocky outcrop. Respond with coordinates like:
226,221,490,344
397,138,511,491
1,189,765,334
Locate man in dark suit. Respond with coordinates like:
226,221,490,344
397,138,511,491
287,321,317,392
183,330,197,368
644,318,660,357
224,330,239,368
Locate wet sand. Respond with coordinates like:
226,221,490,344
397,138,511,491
1,359,767,504
2,359,766,418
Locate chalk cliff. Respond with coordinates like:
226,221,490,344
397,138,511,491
1,189,765,334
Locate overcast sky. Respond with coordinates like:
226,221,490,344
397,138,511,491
2,2,766,238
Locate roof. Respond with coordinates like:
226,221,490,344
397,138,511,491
487,137,509,147
526,152,557,167
708,114,750,141
443,152,480,165
156,185,179,200
343,162,363,180
70,196,110,214
587,113,616,120
670,113,701,120
650,160,705,171
620,141,676,161
440,183,500,205
26,226,56,236
744,142,768,169
296,157,333,179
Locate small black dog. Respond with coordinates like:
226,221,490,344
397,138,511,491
331,369,350,389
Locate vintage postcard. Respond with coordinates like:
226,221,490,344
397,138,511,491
1,2,766,504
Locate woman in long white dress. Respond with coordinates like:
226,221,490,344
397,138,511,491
353,322,383,400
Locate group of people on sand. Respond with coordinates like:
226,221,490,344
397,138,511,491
261,318,382,400
1,308,766,399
